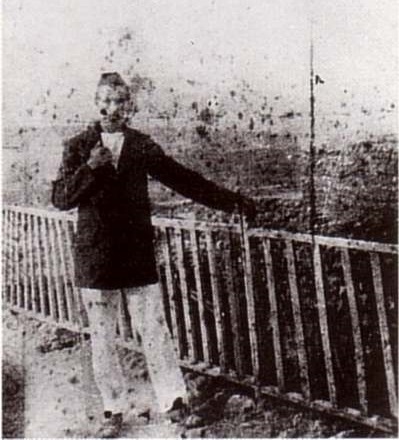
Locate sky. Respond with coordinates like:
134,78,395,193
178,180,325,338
2,0,398,133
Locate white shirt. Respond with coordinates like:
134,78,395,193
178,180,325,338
101,132,125,167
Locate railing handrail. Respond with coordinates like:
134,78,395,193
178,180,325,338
3,204,398,254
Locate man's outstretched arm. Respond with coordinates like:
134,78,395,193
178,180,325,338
147,140,256,219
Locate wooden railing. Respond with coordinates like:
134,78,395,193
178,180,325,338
2,205,397,431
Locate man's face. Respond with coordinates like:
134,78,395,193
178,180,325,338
95,84,133,130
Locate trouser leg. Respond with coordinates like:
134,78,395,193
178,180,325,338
81,288,125,414
125,283,187,413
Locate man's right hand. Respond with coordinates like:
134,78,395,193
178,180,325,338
87,143,113,169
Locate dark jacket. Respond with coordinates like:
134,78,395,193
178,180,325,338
52,122,245,289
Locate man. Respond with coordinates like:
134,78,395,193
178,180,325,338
52,72,256,437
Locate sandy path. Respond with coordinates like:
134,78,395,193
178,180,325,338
17,317,181,438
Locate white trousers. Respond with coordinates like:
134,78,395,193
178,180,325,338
81,283,187,414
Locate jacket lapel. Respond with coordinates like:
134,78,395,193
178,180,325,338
116,125,131,172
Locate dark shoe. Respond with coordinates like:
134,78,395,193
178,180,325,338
166,397,188,424
96,413,123,438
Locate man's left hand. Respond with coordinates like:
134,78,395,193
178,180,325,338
238,197,257,223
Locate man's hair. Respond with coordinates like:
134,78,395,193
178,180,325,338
95,72,131,101
98,72,128,88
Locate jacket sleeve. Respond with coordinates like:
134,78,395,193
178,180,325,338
146,140,243,213
52,136,116,211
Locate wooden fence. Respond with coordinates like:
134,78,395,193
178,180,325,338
2,205,397,432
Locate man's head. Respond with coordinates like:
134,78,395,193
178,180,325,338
95,72,133,132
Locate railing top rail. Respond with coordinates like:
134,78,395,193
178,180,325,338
249,228,398,254
3,204,397,254
3,204,77,221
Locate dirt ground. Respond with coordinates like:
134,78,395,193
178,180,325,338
2,308,395,438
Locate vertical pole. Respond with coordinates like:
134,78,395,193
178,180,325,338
309,16,317,237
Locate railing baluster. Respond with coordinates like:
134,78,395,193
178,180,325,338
64,219,86,328
5,209,12,303
313,243,336,405
174,228,196,361
41,216,57,320
1,209,6,299
12,210,19,306
117,291,130,342
341,248,367,414
49,217,67,322
369,252,397,416
240,221,260,380
285,240,310,399
205,230,227,372
55,219,74,322
224,234,245,377
190,228,210,364
33,214,46,316
10,209,16,303
263,238,284,390
27,214,39,313
160,228,180,344
21,213,29,309
17,212,25,308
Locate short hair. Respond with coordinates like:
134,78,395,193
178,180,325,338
95,72,130,102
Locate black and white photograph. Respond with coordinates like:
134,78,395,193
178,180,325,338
2,0,398,438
